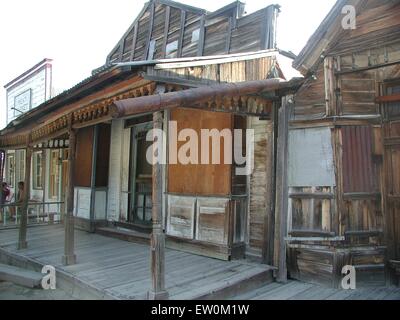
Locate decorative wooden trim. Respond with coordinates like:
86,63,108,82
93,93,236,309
0,82,157,149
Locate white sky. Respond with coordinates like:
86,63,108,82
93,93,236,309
0,0,336,130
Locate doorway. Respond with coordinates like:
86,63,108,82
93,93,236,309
128,122,153,226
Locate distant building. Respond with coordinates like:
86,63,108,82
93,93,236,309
4,58,53,125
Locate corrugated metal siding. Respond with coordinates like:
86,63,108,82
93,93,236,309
342,126,377,193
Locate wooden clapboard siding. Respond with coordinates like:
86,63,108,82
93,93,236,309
339,71,379,115
106,2,278,64
146,56,276,85
247,117,273,257
329,1,400,55
292,66,326,121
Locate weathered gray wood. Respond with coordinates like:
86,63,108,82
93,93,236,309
161,6,171,59
129,23,138,61
18,139,32,250
144,1,155,60
148,111,168,300
0,263,42,288
273,96,291,282
177,10,186,58
197,15,205,56
0,225,276,300
225,17,233,54
89,125,99,233
62,128,77,265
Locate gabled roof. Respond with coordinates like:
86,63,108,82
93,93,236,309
293,0,364,75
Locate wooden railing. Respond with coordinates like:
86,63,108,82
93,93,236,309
0,201,65,228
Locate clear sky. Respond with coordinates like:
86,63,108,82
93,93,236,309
0,0,336,130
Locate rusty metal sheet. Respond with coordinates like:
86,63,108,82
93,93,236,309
342,126,377,193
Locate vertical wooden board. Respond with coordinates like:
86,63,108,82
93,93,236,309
168,108,232,196
167,195,196,239
107,120,124,221
247,116,273,256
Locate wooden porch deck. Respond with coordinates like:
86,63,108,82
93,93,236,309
234,280,400,300
0,225,272,300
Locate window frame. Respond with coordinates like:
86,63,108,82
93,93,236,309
48,150,60,199
32,151,43,190
6,153,15,188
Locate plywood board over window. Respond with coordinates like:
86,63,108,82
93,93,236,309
288,127,335,188
168,108,233,196
74,127,94,188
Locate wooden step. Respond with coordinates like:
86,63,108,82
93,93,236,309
96,227,150,245
0,263,43,289
176,265,275,300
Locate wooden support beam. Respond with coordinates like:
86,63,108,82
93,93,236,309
89,125,99,233
62,129,77,266
148,111,168,300
161,6,171,58
18,137,32,250
273,96,291,282
177,10,186,58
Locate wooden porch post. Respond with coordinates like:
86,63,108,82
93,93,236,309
274,96,291,282
148,111,168,300
18,137,32,250
62,129,77,265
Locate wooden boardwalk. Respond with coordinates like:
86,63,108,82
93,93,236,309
234,280,400,300
0,225,272,300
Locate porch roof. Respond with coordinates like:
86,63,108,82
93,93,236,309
0,49,302,149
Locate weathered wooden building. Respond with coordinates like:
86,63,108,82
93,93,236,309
0,0,302,298
286,0,400,287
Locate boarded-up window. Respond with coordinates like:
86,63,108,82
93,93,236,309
74,127,94,188
288,128,335,187
95,124,111,188
168,108,232,196
342,126,377,193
